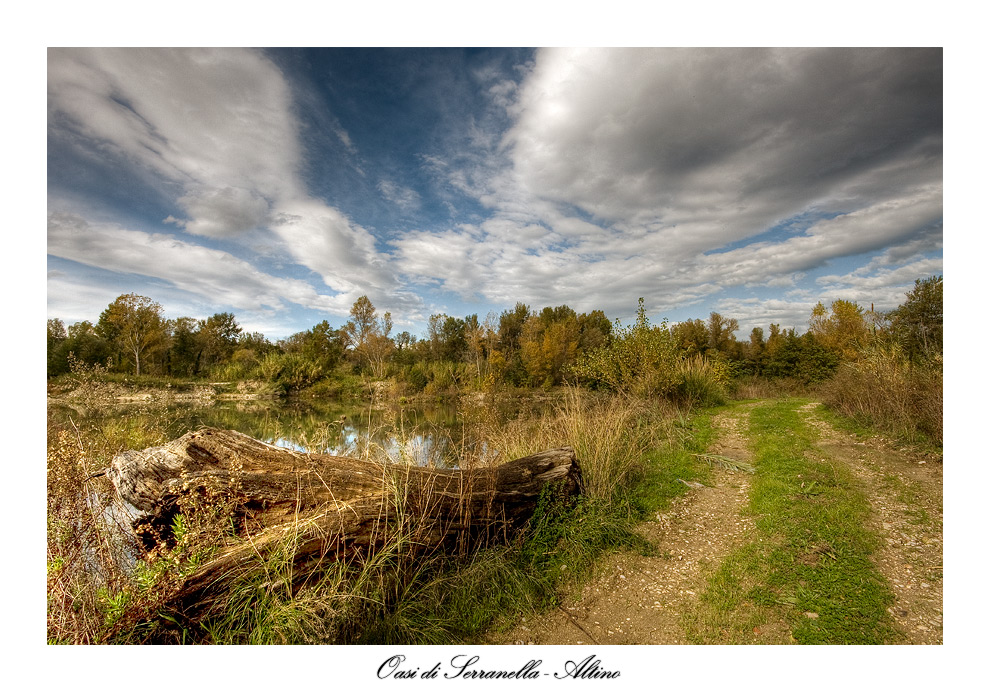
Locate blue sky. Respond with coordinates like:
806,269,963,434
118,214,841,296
47,47,942,341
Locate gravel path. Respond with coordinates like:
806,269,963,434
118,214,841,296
493,400,943,645
800,402,943,644
495,405,758,645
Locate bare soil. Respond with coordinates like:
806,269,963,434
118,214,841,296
492,400,943,645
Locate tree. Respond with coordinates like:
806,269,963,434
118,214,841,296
97,293,168,376
890,276,942,363
763,331,839,383
343,296,393,377
577,310,612,353
519,309,581,387
809,299,868,362
167,317,201,377
672,318,709,356
464,314,487,380
343,295,378,352
47,319,67,377
745,327,766,375
198,312,242,373
281,320,345,372
496,303,531,386
707,312,739,354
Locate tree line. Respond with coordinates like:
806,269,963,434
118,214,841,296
47,277,942,398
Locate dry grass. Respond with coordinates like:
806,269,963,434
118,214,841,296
478,388,674,502
47,387,685,644
732,375,810,400
819,346,942,445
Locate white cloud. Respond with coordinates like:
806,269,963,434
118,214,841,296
47,48,410,314
47,211,353,316
47,48,941,336
412,48,942,322
377,179,422,212
177,186,272,237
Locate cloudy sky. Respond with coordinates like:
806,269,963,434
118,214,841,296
47,47,942,340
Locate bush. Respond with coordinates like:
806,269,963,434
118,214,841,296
675,355,730,407
258,352,325,393
819,345,942,444
574,298,680,399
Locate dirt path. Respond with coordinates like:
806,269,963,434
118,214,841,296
494,399,943,645
800,402,943,644
494,404,759,644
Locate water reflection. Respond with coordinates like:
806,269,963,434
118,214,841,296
49,397,513,468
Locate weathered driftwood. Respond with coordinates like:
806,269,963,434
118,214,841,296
109,427,581,614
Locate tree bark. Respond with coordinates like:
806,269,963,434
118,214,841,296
109,427,581,616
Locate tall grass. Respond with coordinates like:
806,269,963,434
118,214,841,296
47,410,168,643
48,387,704,644
478,388,673,502
819,345,942,445
674,355,730,407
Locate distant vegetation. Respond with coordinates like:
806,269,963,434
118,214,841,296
48,277,942,444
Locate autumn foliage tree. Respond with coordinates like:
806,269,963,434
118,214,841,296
808,299,869,362
97,293,168,376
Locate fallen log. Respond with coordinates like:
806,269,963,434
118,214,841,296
109,427,581,615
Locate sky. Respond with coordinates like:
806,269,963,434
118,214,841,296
47,47,943,341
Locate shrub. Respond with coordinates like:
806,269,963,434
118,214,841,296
675,355,730,407
258,352,325,393
574,298,680,399
819,344,942,444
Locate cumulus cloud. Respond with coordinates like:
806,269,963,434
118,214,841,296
47,48,411,315
47,211,353,316
413,47,941,323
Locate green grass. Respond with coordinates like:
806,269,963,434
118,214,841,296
620,407,715,518
686,399,899,644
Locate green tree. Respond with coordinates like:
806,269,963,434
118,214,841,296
890,276,942,363
97,293,168,375
198,312,242,373
47,319,67,377
744,326,765,375
167,317,201,377
496,303,531,386
577,310,612,353
763,331,839,383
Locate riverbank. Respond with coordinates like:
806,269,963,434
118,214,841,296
46,388,708,644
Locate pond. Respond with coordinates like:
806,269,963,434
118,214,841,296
48,395,546,468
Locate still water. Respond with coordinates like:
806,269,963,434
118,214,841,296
49,396,539,468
